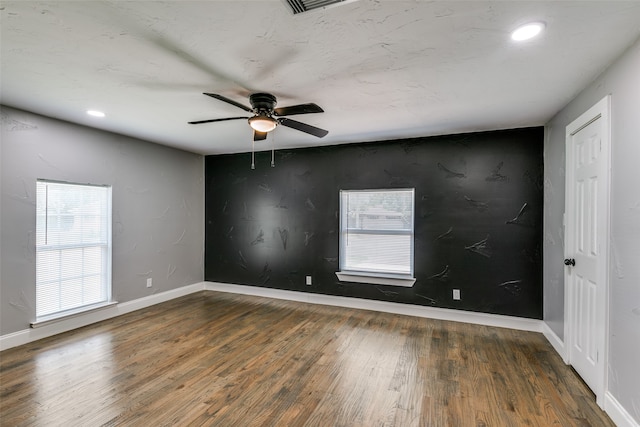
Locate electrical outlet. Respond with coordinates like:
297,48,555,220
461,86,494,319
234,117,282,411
146,278,153,288
452,289,461,300
305,276,312,286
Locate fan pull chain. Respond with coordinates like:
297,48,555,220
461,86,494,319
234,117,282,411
271,132,275,168
251,139,255,170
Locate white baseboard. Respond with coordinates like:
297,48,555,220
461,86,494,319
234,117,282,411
542,321,567,361
0,281,542,351
0,282,206,351
605,391,640,427
204,281,544,333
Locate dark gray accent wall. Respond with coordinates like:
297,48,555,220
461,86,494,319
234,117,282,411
205,127,543,319
1,107,204,335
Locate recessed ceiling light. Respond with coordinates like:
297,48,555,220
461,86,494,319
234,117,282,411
86,110,106,118
511,22,545,41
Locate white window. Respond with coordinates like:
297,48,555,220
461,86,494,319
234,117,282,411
36,180,112,320
337,189,415,287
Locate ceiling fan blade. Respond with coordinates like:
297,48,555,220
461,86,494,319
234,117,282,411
188,116,248,125
204,93,253,113
254,131,268,141
273,103,324,116
277,117,328,138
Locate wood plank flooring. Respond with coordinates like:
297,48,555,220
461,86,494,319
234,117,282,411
0,291,614,426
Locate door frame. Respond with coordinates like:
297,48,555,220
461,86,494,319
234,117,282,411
564,95,611,408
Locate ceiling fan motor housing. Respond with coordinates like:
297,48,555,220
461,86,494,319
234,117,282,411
250,93,277,114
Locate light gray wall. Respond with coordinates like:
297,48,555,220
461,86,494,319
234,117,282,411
544,37,640,422
1,107,204,335
542,124,566,340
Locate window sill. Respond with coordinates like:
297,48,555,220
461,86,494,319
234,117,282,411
335,272,416,287
31,301,118,328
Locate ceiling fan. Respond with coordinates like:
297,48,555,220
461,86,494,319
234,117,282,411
189,93,329,141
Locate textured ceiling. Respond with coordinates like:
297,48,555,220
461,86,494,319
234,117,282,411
2,1,640,155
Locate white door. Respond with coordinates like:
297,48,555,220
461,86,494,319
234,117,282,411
564,96,610,407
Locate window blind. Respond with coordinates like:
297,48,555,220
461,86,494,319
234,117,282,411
36,180,112,318
340,189,414,277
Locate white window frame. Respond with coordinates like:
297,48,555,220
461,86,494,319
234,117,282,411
336,188,416,287
34,179,113,324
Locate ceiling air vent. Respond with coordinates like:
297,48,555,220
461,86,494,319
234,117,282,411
284,0,356,15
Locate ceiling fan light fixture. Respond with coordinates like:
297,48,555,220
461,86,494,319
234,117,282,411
248,115,277,133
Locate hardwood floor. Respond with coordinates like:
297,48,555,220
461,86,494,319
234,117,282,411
1,291,614,426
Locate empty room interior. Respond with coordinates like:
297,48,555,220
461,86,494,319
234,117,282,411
1,1,639,426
